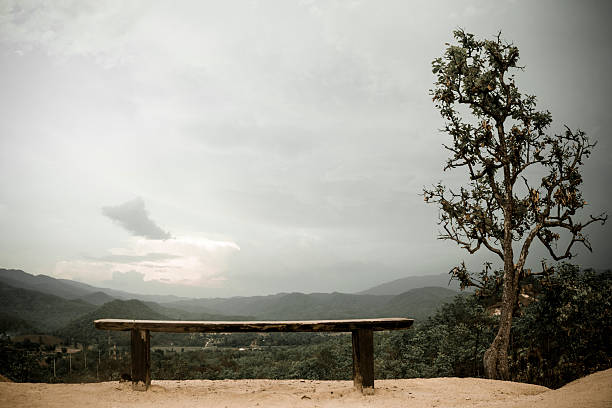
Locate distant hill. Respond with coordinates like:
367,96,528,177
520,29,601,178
1,268,462,344
0,268,460,317
165,288,457,321
56,299,169,345
0,312,38,336
0,269,95,300
77,291,115,306
56,298,258,347
165,292,391,319
10,334,62,346
377,287,460,320
164,293,289,316
0,281,96,332
358,273,460,295
242,292,393,320
142,300,252,321
0,269,187,304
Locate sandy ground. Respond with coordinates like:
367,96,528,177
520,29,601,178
1,369,610,408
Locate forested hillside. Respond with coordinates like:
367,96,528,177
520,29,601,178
0,281,96,332
359,273,461,295
55,299,168,346
0,269,187,304
0,269,460,339
163,288,458,320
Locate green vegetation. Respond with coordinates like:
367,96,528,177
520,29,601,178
377,294,496,379
510,265,612,388
1,266,608,389
0,312,37,335
55,299,167,346
377,287,464,321
378,266,611,387
0,281,96,332
152,335,354,381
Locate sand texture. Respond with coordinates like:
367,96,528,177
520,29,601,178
1,369,610,408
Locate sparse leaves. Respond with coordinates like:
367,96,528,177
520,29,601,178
425,29,607,379
425,29,607,268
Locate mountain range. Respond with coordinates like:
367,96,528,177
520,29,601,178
0,280,97,331
359,273,460,295
0,269,188,303
0,268,462,339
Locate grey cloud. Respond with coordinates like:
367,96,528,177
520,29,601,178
85,252,179,264
104,270,224,297
102,198,171,240
1,1,611,296
192,123,317,157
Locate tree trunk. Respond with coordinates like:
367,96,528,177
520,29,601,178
483,310,511,379
483,262,519,379
484,188,519,380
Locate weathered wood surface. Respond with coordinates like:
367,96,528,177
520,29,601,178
94,318,414,333
352,328,374,391
94,317,413,394
130,329,150,391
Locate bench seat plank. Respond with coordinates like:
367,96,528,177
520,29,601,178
94,317,413,393
94,318,413,333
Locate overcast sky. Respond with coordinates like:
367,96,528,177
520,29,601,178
1,0,611,297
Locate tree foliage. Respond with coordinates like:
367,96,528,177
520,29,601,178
511,265,612,388
378,294,496,379
424,29,607,379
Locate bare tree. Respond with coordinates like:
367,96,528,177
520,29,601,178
424,29,607,380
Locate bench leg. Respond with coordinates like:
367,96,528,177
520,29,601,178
131,329,151,391
352,328,374,393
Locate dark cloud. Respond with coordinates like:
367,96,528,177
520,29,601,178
102,198,171,240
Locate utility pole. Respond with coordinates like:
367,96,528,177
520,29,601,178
69,352,72,373
53,357,56,378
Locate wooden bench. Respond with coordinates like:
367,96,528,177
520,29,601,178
94,318,413,393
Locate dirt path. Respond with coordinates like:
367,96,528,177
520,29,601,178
1,369,610,408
